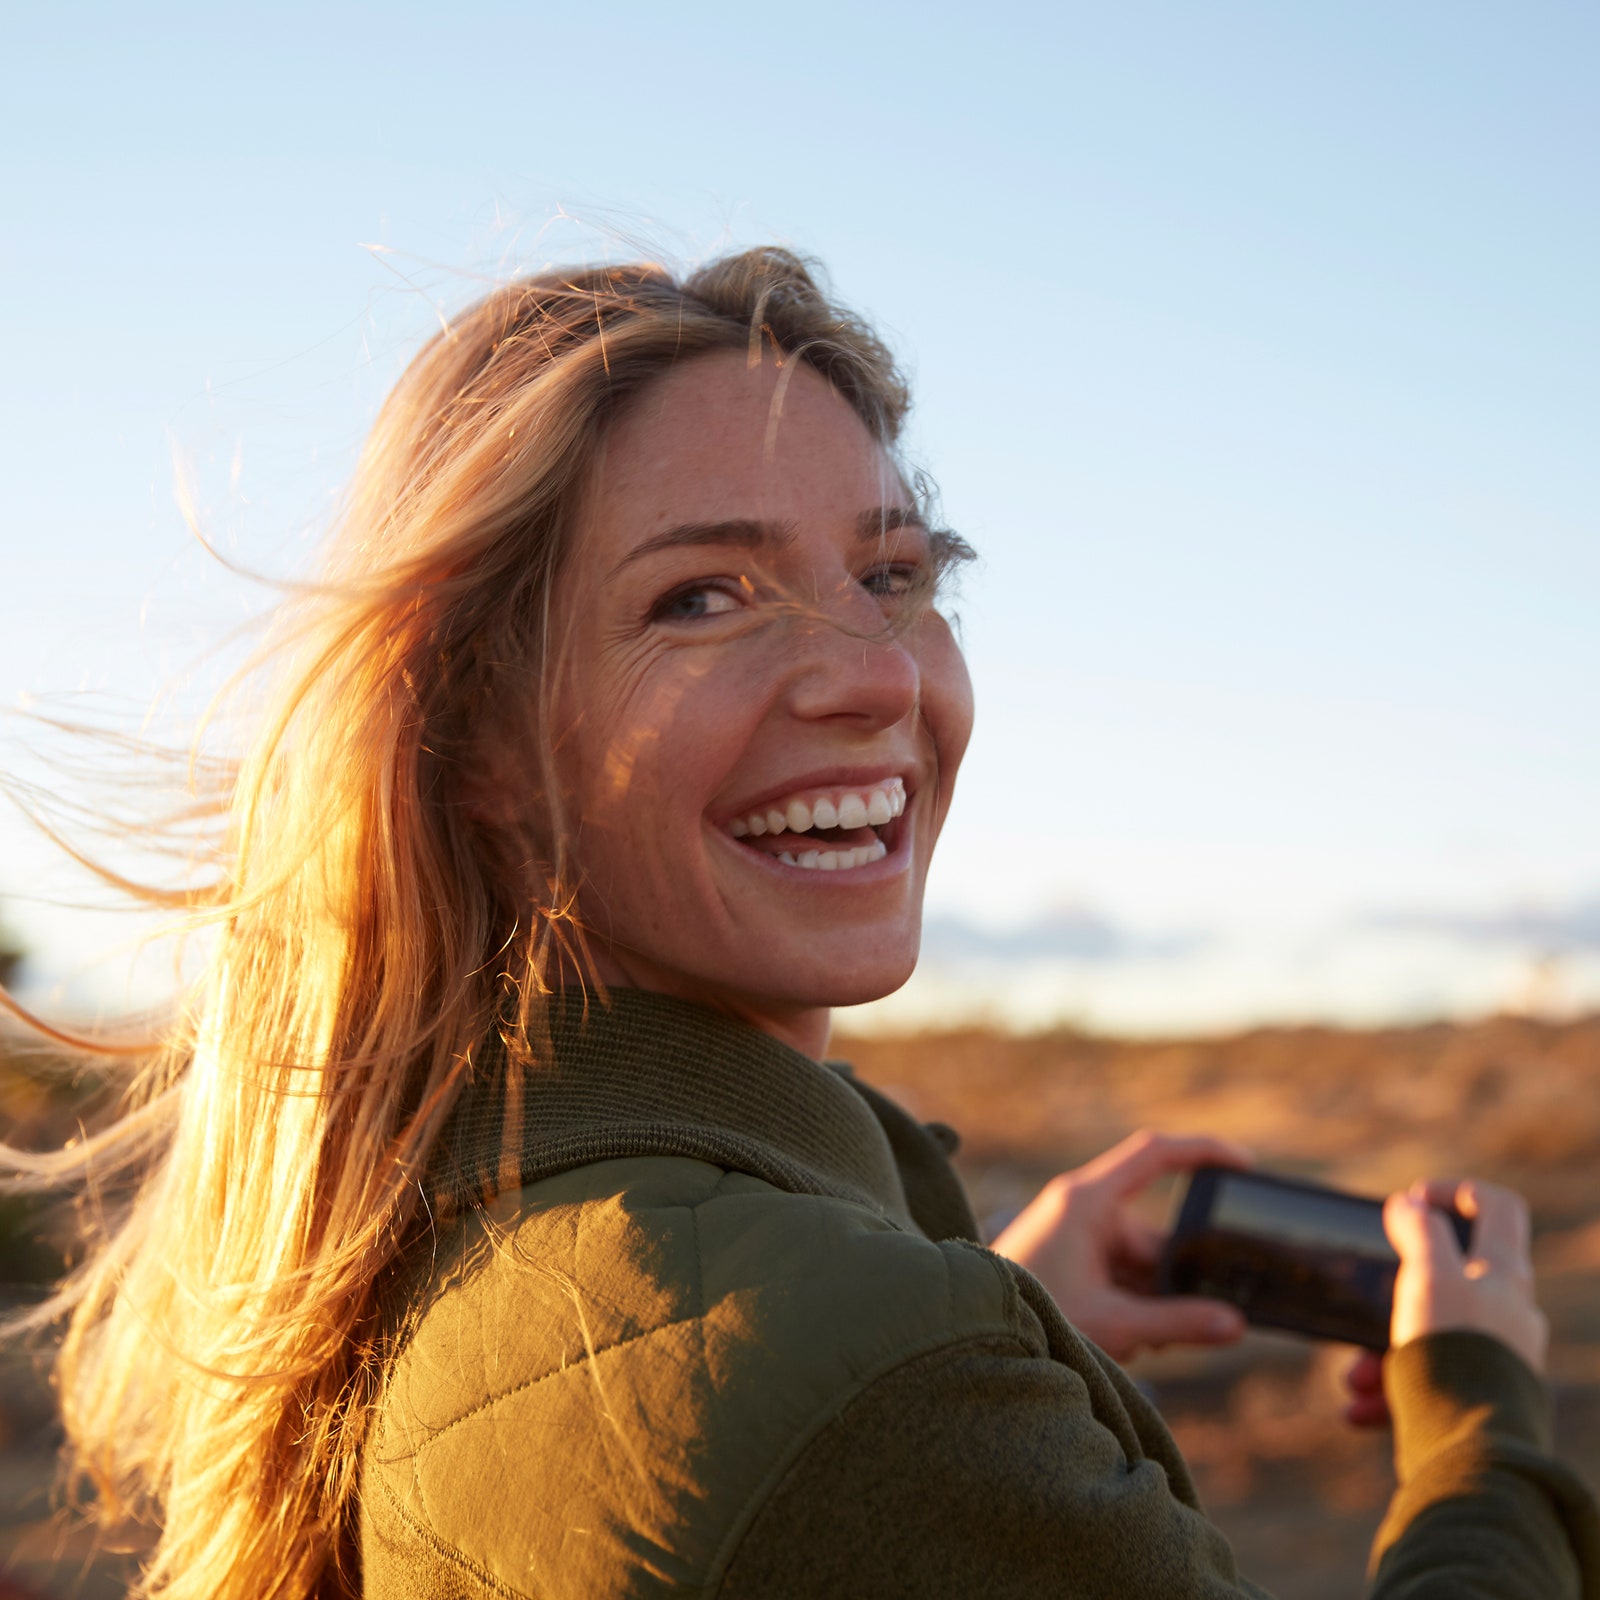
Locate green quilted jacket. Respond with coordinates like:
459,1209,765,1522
360,990,1599,1597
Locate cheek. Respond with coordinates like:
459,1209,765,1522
919,618,975,796
572,656,758,863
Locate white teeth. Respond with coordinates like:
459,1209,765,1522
836,793,869,829
775,838,888,872
731,779,907,844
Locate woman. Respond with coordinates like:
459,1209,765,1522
5,249,1593,1599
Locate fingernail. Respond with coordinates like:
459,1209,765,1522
1210,1309,1242,1337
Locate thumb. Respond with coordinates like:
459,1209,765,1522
1384,1190,1456,1266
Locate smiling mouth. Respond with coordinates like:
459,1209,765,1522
726,776,906,872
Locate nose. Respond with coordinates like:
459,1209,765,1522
781,592,920,732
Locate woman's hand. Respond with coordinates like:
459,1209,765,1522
1386,1177,1548,1372
989,1130,1251,1362
1345,1175,1548,1427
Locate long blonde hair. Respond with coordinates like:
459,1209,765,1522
1,248,918,1600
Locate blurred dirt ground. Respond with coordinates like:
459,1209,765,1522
3,1012,1598,1597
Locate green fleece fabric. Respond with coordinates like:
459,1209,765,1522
360,990,1599,1598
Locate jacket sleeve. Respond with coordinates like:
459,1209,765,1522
1368,1330,1600,1598
717,1273,1599,1599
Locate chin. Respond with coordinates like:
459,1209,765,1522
738,947,921,1012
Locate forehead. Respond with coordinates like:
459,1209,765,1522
578,351,904,558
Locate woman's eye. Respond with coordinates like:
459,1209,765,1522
653,582,743,622
862,563,921,601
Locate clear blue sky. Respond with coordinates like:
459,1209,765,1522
3,2,1597,1018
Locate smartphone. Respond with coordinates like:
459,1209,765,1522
1158,1166,1473,1350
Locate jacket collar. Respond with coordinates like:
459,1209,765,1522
430,988,918,1230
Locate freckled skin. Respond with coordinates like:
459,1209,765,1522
551,352,974,1058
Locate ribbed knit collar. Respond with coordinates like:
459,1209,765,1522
430,988,918,1231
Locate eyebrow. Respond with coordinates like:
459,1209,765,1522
854,505,929,542
614,519,795,574
614,506,929,576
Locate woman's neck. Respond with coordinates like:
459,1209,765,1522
583,945,833,1060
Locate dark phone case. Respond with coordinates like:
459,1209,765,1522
1157,1166,1473,1350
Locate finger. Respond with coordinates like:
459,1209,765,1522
1411,1176,1468,1210
1345,1350,1385,1397
1116,1214,1166,1268
1344,1392,1392,1429
1457,1180,1531,1270
1105,1293,1246,1354
1408,1177,1530,1267
1109,1217,1164,1295
1081,1129,1255,1199
1384,1191,1462,1265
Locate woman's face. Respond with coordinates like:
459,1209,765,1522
551,350,973,1053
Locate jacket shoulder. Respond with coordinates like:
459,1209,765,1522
363,1154,1021,1600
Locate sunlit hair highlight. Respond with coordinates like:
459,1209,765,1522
0,247,963,1600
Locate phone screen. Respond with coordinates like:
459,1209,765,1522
1160,1165,1405,1348
1210,1172,1394,1259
